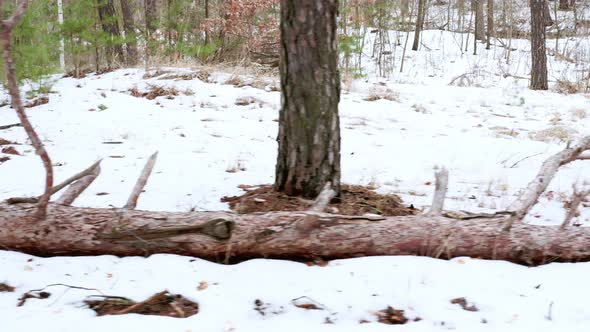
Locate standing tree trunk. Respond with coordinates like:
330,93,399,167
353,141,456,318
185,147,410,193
530,0,548,90
412,0,426,51
558,0,571,11
486,0,493,49
57,0,65,70
474,0,485,40
275,0,341,198
120,0,138,66
543,0,554,26
97,0,124,68
145,0,158,34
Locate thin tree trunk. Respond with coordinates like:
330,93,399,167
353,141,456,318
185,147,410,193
474,0,485,40
57,0,65,70
120,0,138,66
530,0,548,90
486,0,493,49
275,0,341,198
412,0,426,51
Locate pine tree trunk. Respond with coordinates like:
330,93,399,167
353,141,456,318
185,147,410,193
120,0,138,66
275,0,341,198
530,0,548,90
412,0,426,51
2,202,590,266
97,0,125,67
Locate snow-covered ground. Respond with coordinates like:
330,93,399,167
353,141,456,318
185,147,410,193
1,29,590,331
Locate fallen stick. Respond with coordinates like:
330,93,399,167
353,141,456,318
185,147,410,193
56,164,101,206
124,152,158,210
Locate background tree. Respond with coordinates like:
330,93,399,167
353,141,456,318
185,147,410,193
412,0,426,51
486,0,494,49
474,0,485,41
530,0,548,90
120,0,138,66
275,0,341,198
97,0,124,67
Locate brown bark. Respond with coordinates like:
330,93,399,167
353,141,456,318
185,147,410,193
412,0,426,51
120,0,138,66
486,0,493,49
275,0,341,198
1,203,590,266
97,0,125,67
474,0,485,41
559,0,573,10
145,0,158,34
530,0,548,90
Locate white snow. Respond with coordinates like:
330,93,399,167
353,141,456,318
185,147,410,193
1,28,590,331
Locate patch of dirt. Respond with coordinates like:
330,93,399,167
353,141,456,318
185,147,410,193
0,282,15,292
450,297,479,312
129,84,179,100
375,306,409,325
85,291,198,318
221,184,417,216
0,156,10,163
24,97,49,108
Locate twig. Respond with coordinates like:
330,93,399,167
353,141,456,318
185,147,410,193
504,136,590,231
56,164,101,205
114,291,168,315
509,152,544,168
6,160,102,204
309,182,336,212
426,168,449,216
561,186,590,229
0,0,51,220
124,151,158,209
18,283,101,307
0,122,21,130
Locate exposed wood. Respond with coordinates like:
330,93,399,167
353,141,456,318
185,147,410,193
427,169,448,216
0,0,53,221
2,202,590,266
504,136,590,230
309,182,336,213
124,152,158,210
56,164,101,206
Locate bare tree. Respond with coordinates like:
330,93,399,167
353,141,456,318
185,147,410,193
530,0,548,90
474,0,485,40
486,0,494,49
275,0,341,198
412,0,426,51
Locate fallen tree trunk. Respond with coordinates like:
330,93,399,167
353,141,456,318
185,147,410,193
1,202,588,265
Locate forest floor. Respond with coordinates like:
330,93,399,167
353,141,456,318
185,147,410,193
1,30,590,331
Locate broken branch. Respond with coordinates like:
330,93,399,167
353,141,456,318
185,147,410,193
56,164,101,206
561,186,590,229
309,182,336,212
426,168,448,216
504,136,590,230
124,152,158,210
